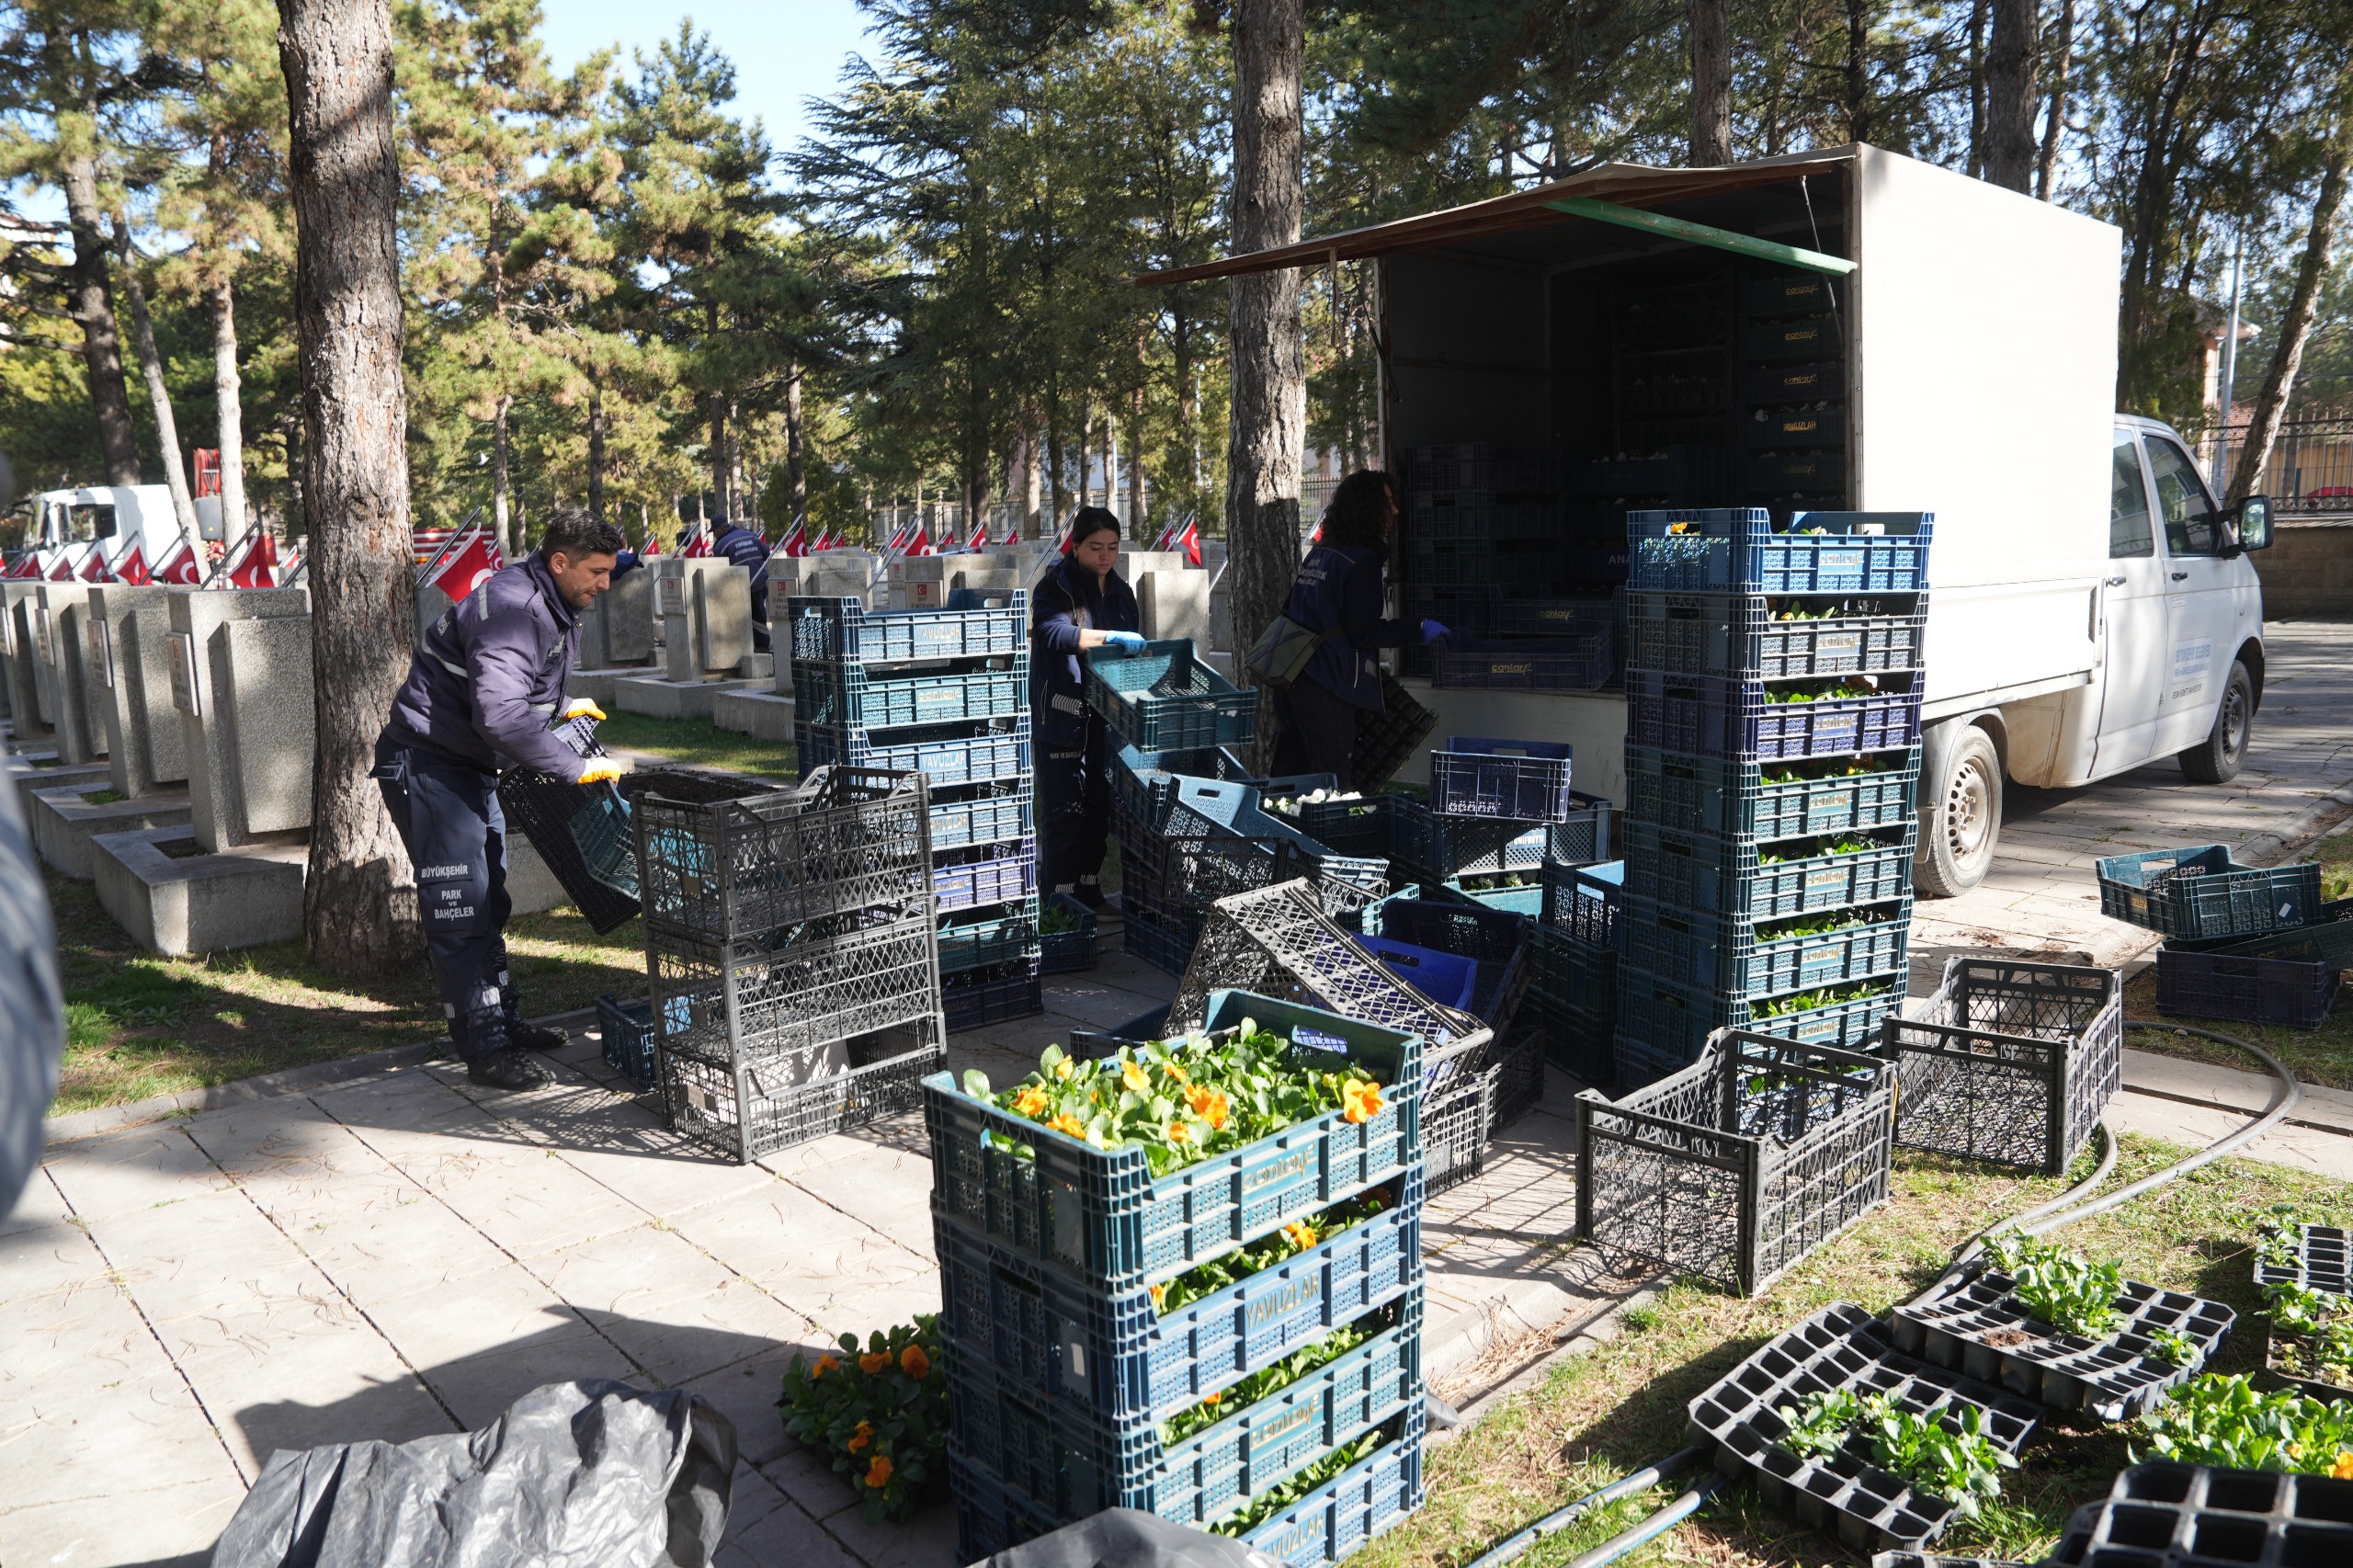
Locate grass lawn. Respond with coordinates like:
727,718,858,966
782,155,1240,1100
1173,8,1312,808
597,710,798,778
1367,1137,2353,1568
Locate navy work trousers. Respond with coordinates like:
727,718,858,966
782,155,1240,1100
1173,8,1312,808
1038,715,1110,892
372,735,518,1060
1271,678,1361,790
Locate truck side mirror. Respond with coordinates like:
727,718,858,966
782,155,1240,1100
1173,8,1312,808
2226,495,2273,552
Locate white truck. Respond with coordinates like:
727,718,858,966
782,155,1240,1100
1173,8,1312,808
1151,142,2274,895
9,483,222,566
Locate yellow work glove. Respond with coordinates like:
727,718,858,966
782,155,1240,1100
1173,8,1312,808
563,699,608,722
577,761,625,786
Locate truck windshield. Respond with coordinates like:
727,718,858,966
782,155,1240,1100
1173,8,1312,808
2146,438,2219,556
2109,434,2154,558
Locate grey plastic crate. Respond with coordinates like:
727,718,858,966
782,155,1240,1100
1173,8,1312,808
2045,1462,2353,1568
1685,1301,2041,1552
1879,956,2123,1176
1888,1265,2235,1420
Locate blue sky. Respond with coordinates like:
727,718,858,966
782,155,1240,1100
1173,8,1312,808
542,0,877,156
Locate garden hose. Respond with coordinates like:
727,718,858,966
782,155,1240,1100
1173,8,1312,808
1457,1447,1703,1568
1555,1471,1726,1568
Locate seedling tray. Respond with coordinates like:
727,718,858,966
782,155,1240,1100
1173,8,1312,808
945,1293,1421,1534
663,1015,944,1164
1085,640,1259,751
1616,964,1901,1062
1881,957,2123,1176
2252,1222,2351,1296
934,1167,1425,1425
2044,1460,2353,1568
596,993,656,1091
1627,591,1927,679
944,957,1044,1032
1623,669,1924,762
795,716,1030,789
790,655,1029,730
2262,1324,2353,1402
1890,1265,2235,1420
1039,892,1099,973
2155,947,2342,1030
2094,845,2325,941
925,990,1421,1291
1627,509,1931,594
1428,736,1577,821
1685,1301,2040,1551
1578,1033,1896,1296
1619,895,1912,999
1622,819,1917,920
784,589,1028,664
1624,745,1921,841
1868,1555,2029,1568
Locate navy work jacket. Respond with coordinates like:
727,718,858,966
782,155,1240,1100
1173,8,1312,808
1284,543,1421,710
385,551,584,778
1029,554,1139,747
711,524,772,621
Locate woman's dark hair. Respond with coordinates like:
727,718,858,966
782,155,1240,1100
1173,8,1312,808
1069,506,1120,546
1316,471,1396,551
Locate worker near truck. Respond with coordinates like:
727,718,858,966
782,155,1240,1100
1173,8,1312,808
1031,506,1145,910
374,507,629,1092
1269,471,1447,787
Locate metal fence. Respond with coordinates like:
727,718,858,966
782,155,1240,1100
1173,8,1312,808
2199,415,2353,515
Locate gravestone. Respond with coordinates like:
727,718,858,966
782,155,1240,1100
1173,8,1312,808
580,566,655,667
170,586,314,851
87,584,188,797
1138,571,1211,646
661,559,751,681
35,584,107,765
0,583,48,738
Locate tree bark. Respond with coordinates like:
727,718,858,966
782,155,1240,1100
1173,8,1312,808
785,359,806,521
1843,0,1874,143
1966,0,1987,176
2229,129,2352,502
1006,426,1031,540
212,278,248,540
60,154,142,485
1224,0,1308,700
279,0,422,979
1687,0,1732,165
112,232,201,536
492,391,513,558
586,386,606,522
1985,0,2040,192
1127,385,1146,527
2037,0,2075,199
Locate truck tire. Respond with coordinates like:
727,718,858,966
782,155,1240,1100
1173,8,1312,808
1916,724,2002,897
2178,660,2254,784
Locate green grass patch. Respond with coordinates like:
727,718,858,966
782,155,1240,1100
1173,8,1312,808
596,710,796,778
2124,959,2353,1090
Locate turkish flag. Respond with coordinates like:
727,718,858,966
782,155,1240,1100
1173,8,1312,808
682,528,712,558
968,517,988,552
779,518,809,558
108,537,150,585
223,529,280,589
153,535,202,585
77,544,112,583
46,547,79,580
424,526,501,598
904,524,931,557
1177,518,1202,567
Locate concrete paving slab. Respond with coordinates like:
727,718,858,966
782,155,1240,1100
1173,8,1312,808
719,1469,869,1568
0,1475,246,1568
0,1181,114,1308
534,1225,817,1381
196,1313,456,1480
2109,1091,2353,1180
40,1123,236,1221
682,1346,810,1468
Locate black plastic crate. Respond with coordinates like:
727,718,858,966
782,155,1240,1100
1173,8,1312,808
2095,846,2325,942
2155,947,2342,1030
1487,591,1620,638
1621,819,1916,920
924,990,1422,1291
1262,792,1397,859
1624,668,1924,762
1564,447,1727,501
944,955,1044,1031
1404,540,1570,589
633,767,931,942
1352,672,1437,792
1431,631,1612,691
935,835,1038,913
1626,592,1927,679
1391,798,1608,885
1743,405,1847,450
1739,312,1844,361
596,993,656,1091
1039,892,1098,974
794,716,1030,790
1371,894,1532,1030
790,655,1029,730
1111,743,1331,834
1889,1266,2234,1421
1881,956,2124,1176
1686,1301,2041,1552
1427,737,1577,821
1624,745,1921,841
1620,895,1912,1000
648,911,943,1065
1744,273,1841,318
1577,1032,1896,1295
1745,450,1846,494
1423,1066,1491,1192
1540,860,1622,947
933,1168,1425,1426
662,1015,944,1163
1404,443,1556,493
2179,898,2353,966
1743,359,1843,404
1616,965,1899,1062
1399,499,1563,545
1530,924,1617,1029
784,589,1027,664
1486,1017,1544,1130
1085,641,1258,751
1123,906,1199,976
1627,509,1931,594
2045,1462,2353,1568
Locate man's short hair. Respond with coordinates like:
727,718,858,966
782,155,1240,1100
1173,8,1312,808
541,507,627,562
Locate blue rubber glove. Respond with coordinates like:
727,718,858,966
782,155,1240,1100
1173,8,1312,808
1102,631,1147,653
1420,619,1451,644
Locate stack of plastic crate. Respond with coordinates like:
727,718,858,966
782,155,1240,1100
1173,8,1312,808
784,590,1042,1029
1614,507,1933,1088
1526,858,1623,1085
2095,844,2343,1031
632,767,945,1163
1393,737,1610,897
926,990,1430,1566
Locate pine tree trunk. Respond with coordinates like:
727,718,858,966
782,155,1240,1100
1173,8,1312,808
785,359,806,520
112,233,202,535
212,278,249,540
1966,0,1987,176
61,153,142,485
1687,0,1732,165
727,395,745,520
1103,421,1120,523
279,0,422,979
1985,0,2040,192
492,392,513,558
2230,129,2352,501
1224,0,1308,701
1128,386,1146,527
2037,0,2075,199
586,387,606,523
1006,426,1031,540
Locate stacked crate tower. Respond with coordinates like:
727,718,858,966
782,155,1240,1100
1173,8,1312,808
927,993,1431,1566
785,590,1044,1029
1612,506,1933,1086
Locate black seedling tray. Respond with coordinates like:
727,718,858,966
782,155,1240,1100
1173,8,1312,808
2045,1461,2353,1568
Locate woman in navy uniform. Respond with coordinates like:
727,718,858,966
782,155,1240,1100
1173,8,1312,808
1271,471,1446,787
1031,507,1145,908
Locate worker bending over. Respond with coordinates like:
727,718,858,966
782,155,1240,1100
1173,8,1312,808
375,506,629,1090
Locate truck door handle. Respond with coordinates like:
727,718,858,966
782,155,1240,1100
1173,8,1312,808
2170,571,2189,581
2105,575,2127,586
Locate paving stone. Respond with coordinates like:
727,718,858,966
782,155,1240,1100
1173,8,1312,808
816,1486,961,1568
666,1187,937,1335
419,1320,643,1432
191,1312,455,1480
786,1142,937,1256
717,1468,864,1568
0,1199,113,1309
534,1224,816,1385
0,1474,247,1568
41,1124,233,1221
85,1187,327,1325
372,1135,651,1260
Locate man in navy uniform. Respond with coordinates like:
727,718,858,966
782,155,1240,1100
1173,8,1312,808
708,516,773,652
375,506,629,1090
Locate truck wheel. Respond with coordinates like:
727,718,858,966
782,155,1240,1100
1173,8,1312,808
1916,725,2002,897
2178,660,2253,784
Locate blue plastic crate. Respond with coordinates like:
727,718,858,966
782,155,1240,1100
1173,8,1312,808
1619,895,1913,999
1085,641,1259,751
1626,592,1927,679
924,990,1424,1291
938,898,1041,975
596,994,656,1090
1540,859,1622,947
1530,926,1618,1030
1367,895,1532,1030
1352,932,1481,1012
935,836,1037,912
1624,669,1923,762
784,589,1027,664
944,1294,1421,1535
1622,820,1916,919
2095,845,2326,941
1626,510,1931,593
1123,907,1200,976
1262,792,1397,859
1160,779,1389,901
795,716,1030,788
2181,898,2353,965
933,1169,1425,1426
945,956,1045,1031
931,781,1035,853
1428,737,1576,821
1039,892,1099,974
1623,745,1921,840
2155,948,2341,1030
1391,797,1609,883
1615,963,1900,1061
790,656,1029,730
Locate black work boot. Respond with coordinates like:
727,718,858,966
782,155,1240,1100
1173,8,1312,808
468,1049,554,1091
1073,877,1108,913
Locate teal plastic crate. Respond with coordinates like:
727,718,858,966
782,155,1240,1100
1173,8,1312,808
1627,509,1931,593
1619,896,1913,999
1085,641,1259,750
1623,819,1915,920
2095,845,2325,940
791,655,1029,730
1624,745,1920,840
